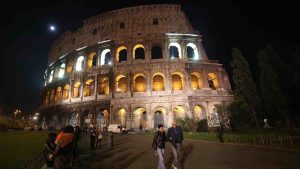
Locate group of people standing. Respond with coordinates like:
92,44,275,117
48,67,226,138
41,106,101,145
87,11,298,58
42,125,81,169
152,121,184,169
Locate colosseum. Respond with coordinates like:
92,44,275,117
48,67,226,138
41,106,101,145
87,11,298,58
39,4,233,130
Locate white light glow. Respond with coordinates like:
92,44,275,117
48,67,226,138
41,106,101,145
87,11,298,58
166,33,199,37
50,25,56,31
76,46,88,51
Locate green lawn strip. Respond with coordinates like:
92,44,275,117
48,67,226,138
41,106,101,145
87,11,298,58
0,131,48,169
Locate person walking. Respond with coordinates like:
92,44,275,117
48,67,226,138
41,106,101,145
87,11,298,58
90,124,97,150
167,121,183,169
152,124,167,169
95,127,103,148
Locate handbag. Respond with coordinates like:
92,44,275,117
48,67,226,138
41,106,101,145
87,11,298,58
98,133,103,139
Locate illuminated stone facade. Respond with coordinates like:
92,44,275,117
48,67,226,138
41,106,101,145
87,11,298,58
39,4,233,130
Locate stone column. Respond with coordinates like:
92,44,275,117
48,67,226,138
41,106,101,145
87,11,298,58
217,68,224,90
94,74,98,99
202,70,209,89
69,79,72,103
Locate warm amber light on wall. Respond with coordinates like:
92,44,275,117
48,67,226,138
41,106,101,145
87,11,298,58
84,79,94,97
63,84,70,100
173,105,185,118
55,87,62,102
116,75,127,93
134,75,146,92
194,105,202,119
191,72,202,90
208,73,219,89
153,74,165,91
98,77,109,95
172,74,183,90
116,46,127,62
87,52,96,68
73,82,81,98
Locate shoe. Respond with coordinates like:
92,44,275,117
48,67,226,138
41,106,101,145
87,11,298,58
172,164,177,169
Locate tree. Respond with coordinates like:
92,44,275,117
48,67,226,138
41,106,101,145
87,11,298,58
230,47,262,129
258,49,290,129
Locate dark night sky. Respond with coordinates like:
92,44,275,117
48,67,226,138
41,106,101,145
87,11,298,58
0,0,299,114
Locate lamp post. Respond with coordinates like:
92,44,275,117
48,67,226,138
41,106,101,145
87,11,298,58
13,109,21,118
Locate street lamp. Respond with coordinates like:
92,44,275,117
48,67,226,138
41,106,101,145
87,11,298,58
13,109,21,118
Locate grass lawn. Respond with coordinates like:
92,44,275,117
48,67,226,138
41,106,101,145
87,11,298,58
0,131,48,169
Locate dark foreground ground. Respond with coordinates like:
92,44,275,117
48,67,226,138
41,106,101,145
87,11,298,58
67,133,300,169
41,134,300,169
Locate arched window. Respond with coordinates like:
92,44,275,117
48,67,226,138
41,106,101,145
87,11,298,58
134,74,146,92
152,73,165,91
55,87,62,102
76,56,85,71
116,46,127,62
58,63,65,78
63,84,70,100
207,73,219,90
98,77,109,95
117,109,126,126
100,49,112,65
50,89,55,103
169,42,181,59
194,105,206,119
133,44,145,60
48,69,54,83
186,43,199,60
73,82,81,98
191,72,203,90
151,46,162,59
84,79,95,97
66,58,73,73
116,75,127,93
172,73,184,90
87,52,97,68
173,105,185,118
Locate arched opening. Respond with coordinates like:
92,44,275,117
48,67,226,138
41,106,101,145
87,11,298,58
191,72,203,90
186,43,199,60
44,91,50,105
73,82,81,98
169,42,181,59
66,58,73,73
133,44,145,60
194,105,206,119
151,45,163,59
209,105,220,127
153,107,167,128
76,56,85,71
55,87,62,102
58,63,65,78
152,73,165,91
69,112,78,126
50,89,55,103
134,74,146,92
117,109,126,126
116,46,127,62
84,79,95,97
207,73,219,90
116,75,127,93
100,49,112,65
48,69,54,83
87,52,97,68
173,105,185,119
97,110,109,127
63,84,70,100
172,72,184,90
132,108,146,129
98,77,109,95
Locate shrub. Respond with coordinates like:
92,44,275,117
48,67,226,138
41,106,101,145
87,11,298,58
197,119,208,132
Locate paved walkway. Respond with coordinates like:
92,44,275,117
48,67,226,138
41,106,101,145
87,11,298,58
71,133,300,169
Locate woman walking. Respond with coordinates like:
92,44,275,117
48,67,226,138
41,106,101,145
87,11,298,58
152,124,167,169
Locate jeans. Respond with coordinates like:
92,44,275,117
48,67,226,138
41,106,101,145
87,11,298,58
171,143,181,169
157,148,166,169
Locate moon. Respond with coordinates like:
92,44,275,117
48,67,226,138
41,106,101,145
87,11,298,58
49,25,56,31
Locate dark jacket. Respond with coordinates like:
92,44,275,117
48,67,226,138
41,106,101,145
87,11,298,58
167,126,183,146
152,131,167,150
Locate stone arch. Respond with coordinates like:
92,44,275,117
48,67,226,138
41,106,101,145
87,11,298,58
153,106,167,128
116,108,127,126
87,52,97,68
172,72,184,90
133,73,146,92
76,56,85,71
100,49,112,65
173,105,186,119
133,44,145,60
98,76,109,95
55,86,62,103
191,72,203,90
115,74,127,93
207,72,219,90
169,42,181,59
152,72,165,91
194,105,206,119
151,45,163,59
63,84,70,100
132,107,147,129
96,110,109,127
73,82,81,98
186,43,199,60
58,63,65,78
84,79,95,97
116,46,127,62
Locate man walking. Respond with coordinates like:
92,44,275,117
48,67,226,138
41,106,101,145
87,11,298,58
167,121,183,169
